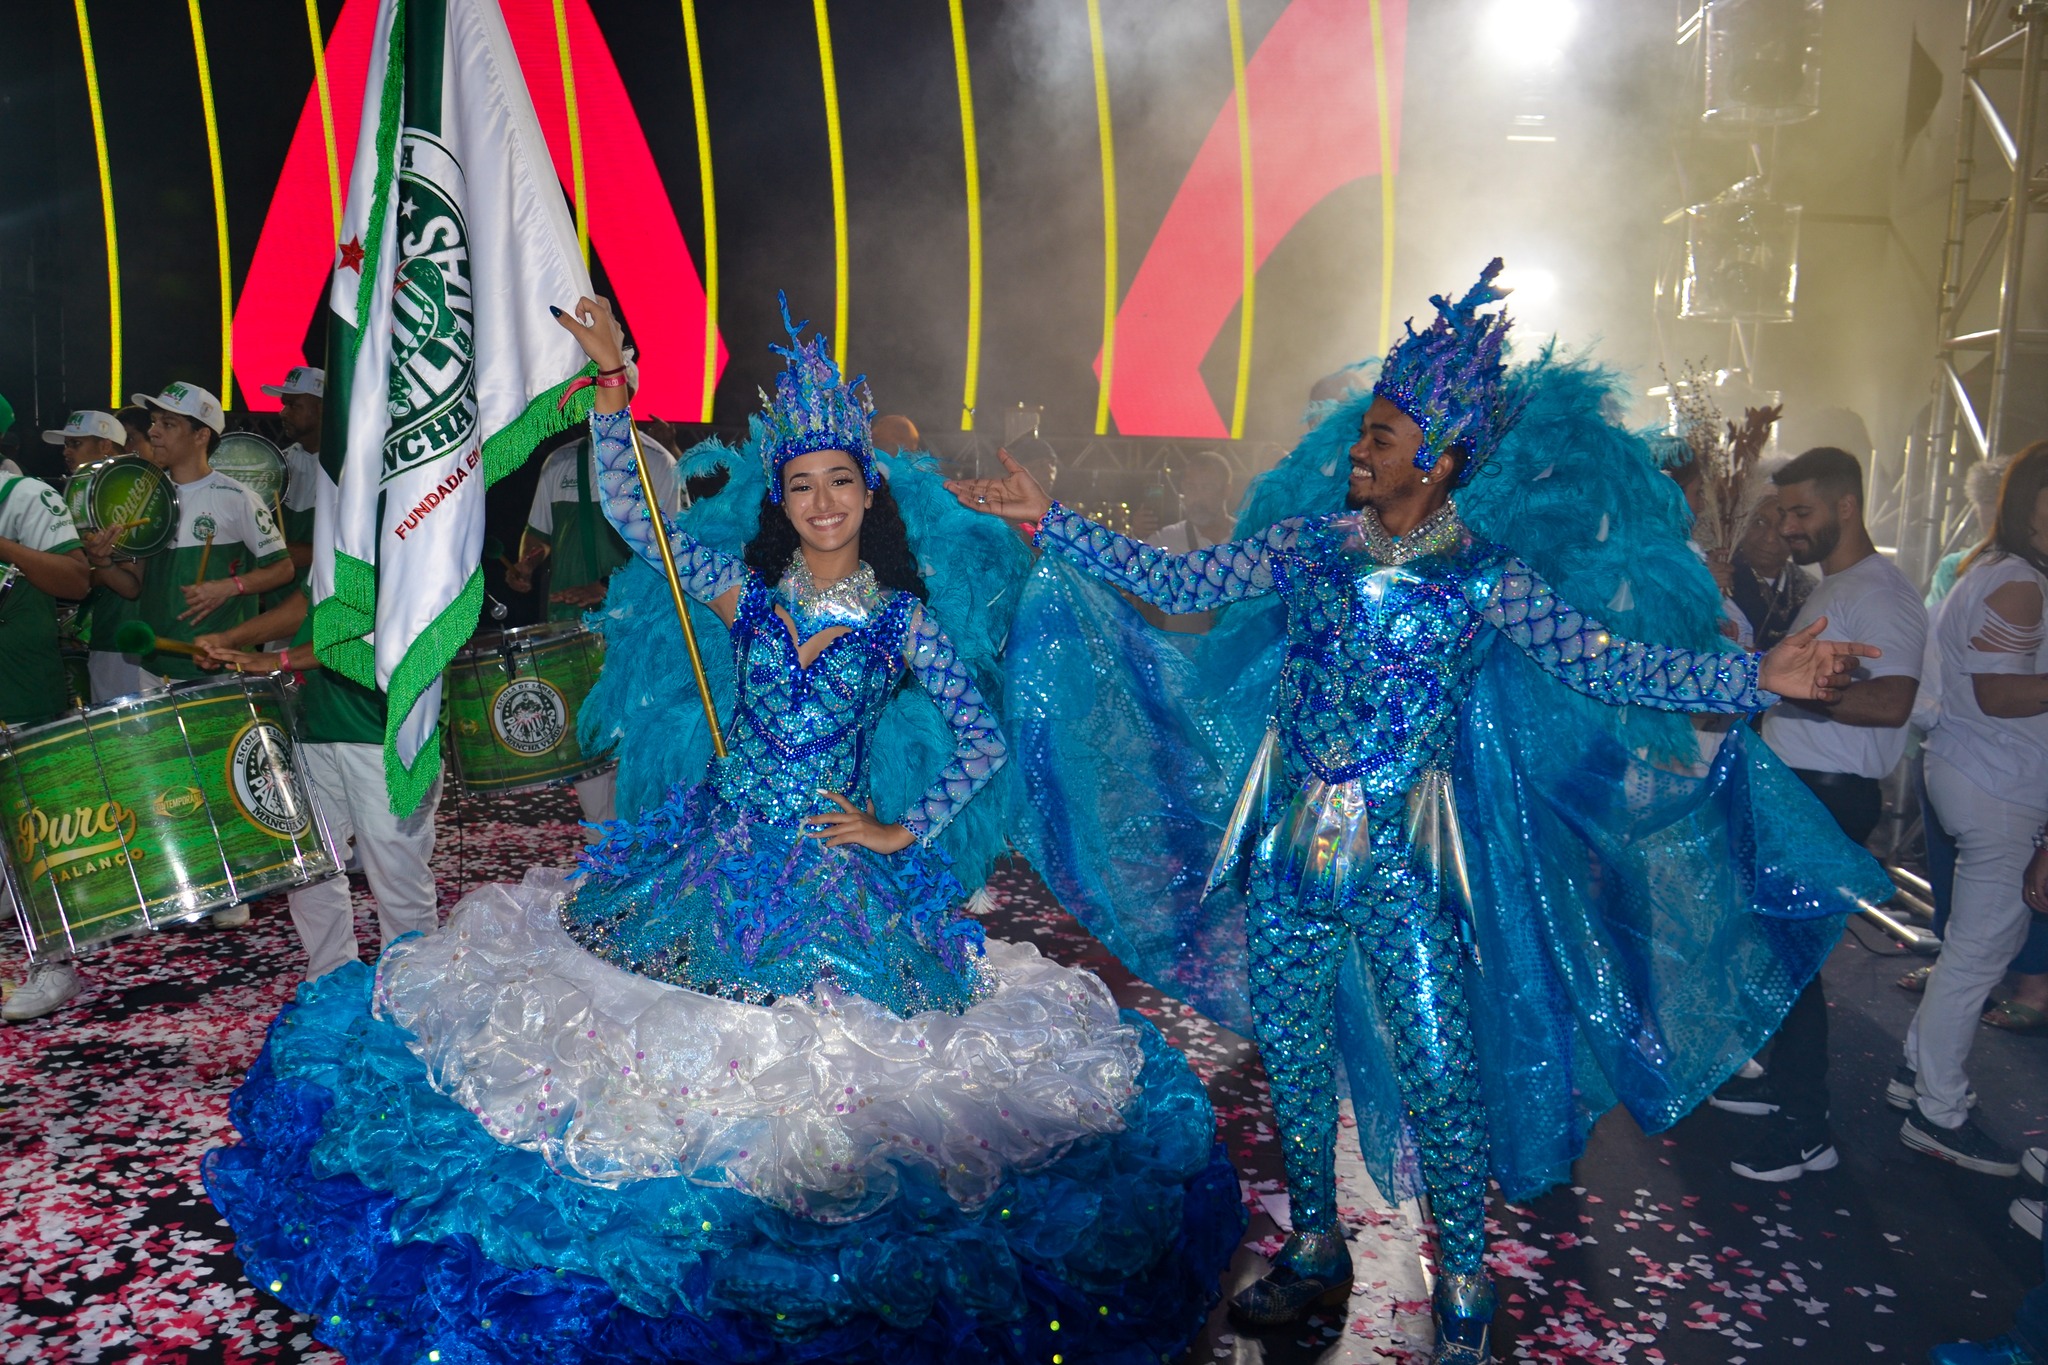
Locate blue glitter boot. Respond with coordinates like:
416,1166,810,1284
1229,1230,1353,1327
1433,1269,1496,1364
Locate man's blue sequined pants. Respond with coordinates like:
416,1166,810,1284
1246,838,1489,1277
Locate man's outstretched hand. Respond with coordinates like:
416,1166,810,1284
1757,616,1881,702
945,448,1052,525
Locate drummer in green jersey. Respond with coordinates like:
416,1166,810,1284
195,588,441,980
504,398,676,827
262,365,322,576
129,382,295,689
0,467,94,1024
43,409,158,704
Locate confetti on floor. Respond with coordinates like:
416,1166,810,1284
2,790,2042,1362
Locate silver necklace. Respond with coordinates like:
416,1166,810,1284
779,554,884,637
1341,501,1466,565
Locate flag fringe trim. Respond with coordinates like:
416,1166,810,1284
377,379,599,815
481,362,598,486
348,0,407,360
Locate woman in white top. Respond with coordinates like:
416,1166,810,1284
1904,444,2048,1175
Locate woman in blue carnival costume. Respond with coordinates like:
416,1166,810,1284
202,295,1243,1365
948,260,1896,1364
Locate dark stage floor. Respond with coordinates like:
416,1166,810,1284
1,787,2042,1363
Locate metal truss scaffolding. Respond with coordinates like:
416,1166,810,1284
1911,0,2048,581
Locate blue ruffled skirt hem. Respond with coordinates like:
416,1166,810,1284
203,964,1244,1365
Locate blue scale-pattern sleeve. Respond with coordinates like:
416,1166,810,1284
897,604,1007,846
1033,501,1300,614
1473,556,1776,714
591,409,749,604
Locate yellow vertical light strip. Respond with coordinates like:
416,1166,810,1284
1087,0,1119,435
1367,0,1397,352
813,0,850,367
74,0,121,407
946,0,983,431
679,0,719,421
189,0,233,403
304,0,342,236
1225,0,1255,440
552,0,589,265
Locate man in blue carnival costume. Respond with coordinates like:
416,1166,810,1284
951,260,1895,1362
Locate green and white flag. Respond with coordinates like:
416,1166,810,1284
314,0,594,814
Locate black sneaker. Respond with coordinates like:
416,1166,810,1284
1708,1071,1781,1117
1884,1064,1978,1112
1901,1109,2022,1176
1730,1125,1840,1182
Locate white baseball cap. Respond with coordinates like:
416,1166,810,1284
260,366,326,399
132,381,226,434
41,409,127,445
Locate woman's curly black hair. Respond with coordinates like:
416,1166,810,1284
742,483,928,602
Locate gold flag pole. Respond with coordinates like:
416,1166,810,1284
624,415,726,757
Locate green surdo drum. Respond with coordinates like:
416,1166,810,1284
443,622,614,795
62,455,178,561
0,675,338,962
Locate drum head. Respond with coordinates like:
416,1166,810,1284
212,432,287,508
65,456,177,560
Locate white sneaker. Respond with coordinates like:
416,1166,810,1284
3,960,81,1022
2013,1198,2044,1241
2024,1148,2047,1189
209,904,252,928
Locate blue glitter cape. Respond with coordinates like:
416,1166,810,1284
202,964,1244,1364
578,429,1031,891
1004,349,1894,1202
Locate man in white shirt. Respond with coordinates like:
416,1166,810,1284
1717,446,1927,1183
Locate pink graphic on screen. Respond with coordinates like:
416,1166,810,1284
232,0,721,417
1104,0,1407,437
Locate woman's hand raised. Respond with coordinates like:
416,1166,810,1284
551,296,625,369
945,448,1052,526
550,297,632,413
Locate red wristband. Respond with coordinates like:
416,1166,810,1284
232,572,247,595
593,372,629,389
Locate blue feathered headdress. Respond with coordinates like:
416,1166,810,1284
1373,258,1520,484
758,292,877,504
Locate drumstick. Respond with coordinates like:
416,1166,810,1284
110,621,202,658
194,532,215,585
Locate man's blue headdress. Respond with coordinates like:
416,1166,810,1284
1372,258,1519,485
758,293,878,504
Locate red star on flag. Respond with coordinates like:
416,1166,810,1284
337,236,366,273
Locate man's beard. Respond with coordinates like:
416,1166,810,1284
1786,518,1840,566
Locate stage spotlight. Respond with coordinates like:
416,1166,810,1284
1484,0,1579,66
1497,267,1558,307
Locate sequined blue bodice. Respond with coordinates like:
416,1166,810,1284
1267,521,1497,793
1035,500,1773,801
715,578,911,824
587,410,1005,844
